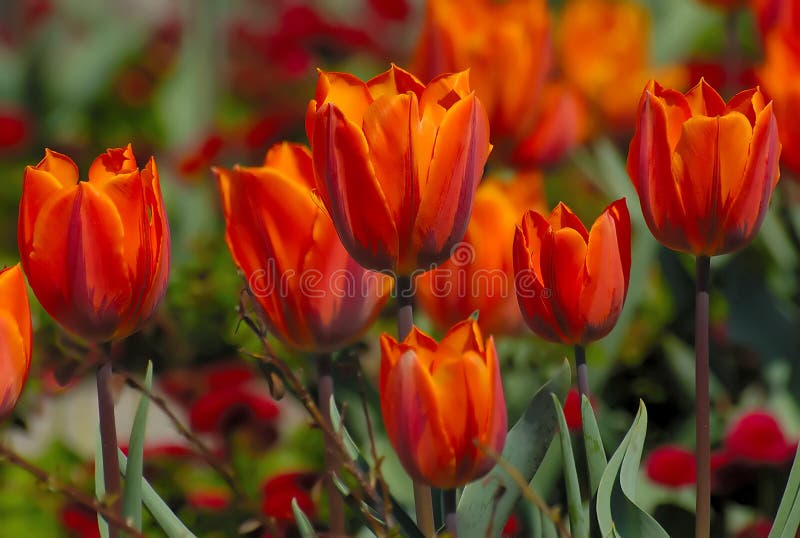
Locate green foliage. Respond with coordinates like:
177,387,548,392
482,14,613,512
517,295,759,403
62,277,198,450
552,394,589,538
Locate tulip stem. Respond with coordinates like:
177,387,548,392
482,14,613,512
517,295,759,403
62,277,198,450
444,489,457,536
574,344,590,400
96,356,122,538
695,255,712,538
396,275,436,538
317,353,346,536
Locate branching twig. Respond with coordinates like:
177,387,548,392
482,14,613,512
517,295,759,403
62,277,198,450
0,442,146,538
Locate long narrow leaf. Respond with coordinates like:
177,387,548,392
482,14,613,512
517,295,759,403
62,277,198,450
121,361,152,531
118,449,196,538
769,442,800,538
458,360,571,537
95,432,110,538
292,498,318,538
552,394,588,538
581,395,607,496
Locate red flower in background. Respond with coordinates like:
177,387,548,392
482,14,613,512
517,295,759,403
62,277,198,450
262,472,317,523
0,109,29,150
723,410,797,464
645,445,697,488
60,503,100,538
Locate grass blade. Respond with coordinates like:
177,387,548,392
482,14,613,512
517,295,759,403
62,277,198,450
121,360,152,531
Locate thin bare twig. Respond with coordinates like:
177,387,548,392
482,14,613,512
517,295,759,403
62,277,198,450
354,357,394,527
118,370,278,536
0,443,146,538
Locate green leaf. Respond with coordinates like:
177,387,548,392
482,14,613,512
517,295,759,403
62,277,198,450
457,359,571,537
118,449,196,538
769,442,800,538
328,395,360,462
121,361,152,531
95,433,110,538
581,395,607,496
552,394,589,538
292,498,318,538
596,401,669,538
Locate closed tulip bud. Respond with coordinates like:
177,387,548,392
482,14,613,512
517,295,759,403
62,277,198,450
18,146,170,342
417,173,546,336
215,142,389,353
306,64,491,275
627,79,781,256
0,264,32,419
380,318,507,488
513,200,631,345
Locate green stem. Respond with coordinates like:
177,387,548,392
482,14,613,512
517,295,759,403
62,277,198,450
695,256,711,538
396,275,435,537
317,354,346,536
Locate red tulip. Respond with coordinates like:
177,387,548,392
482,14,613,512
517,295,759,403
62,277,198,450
306,64,491,274
215,142,389,352
645,445,697,488
627,79,781,255
0,264,32,419
513,200,630,345
18,146,170,342
380,318,506,488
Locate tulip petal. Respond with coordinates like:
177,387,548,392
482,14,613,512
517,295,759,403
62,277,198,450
313,104,397,271
721,103,781,253
381,350,453,485
88,145,138,184
580,200,629,342
263,143,315,190
312,71,374,128
684,78,727,117
38,149,79,187
363,93,420,264
0,266,32,363
414,93,490,268
548,202,589,239
367,64,425,99
513,214,563,342
0,310,28,419
545,227,587,343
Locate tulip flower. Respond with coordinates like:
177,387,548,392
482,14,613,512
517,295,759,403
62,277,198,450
215,142,389,352
379,318,507,489
757,31,800,175
559,0,686,131
412,0,550,141
627,79,781,256
645,446,697,488
306,64,491,275
0,264,32,420
18,146,170,342
417,173,546,336
513,199,631,346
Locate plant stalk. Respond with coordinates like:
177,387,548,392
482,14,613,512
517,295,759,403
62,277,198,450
317,353,346,536
96,358,122,538
574,344,590,400
396,275,435,538
695,255,711,538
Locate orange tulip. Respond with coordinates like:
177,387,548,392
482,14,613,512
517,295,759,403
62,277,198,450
380,318,506,488
412,0,550,141
417,173,546,336
757,32,800,175
0,264,32,419
627,80,781,255
215,142,389,353
306,64,491,275
513,200,630,345
18,146,170,342
559,0,687,131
